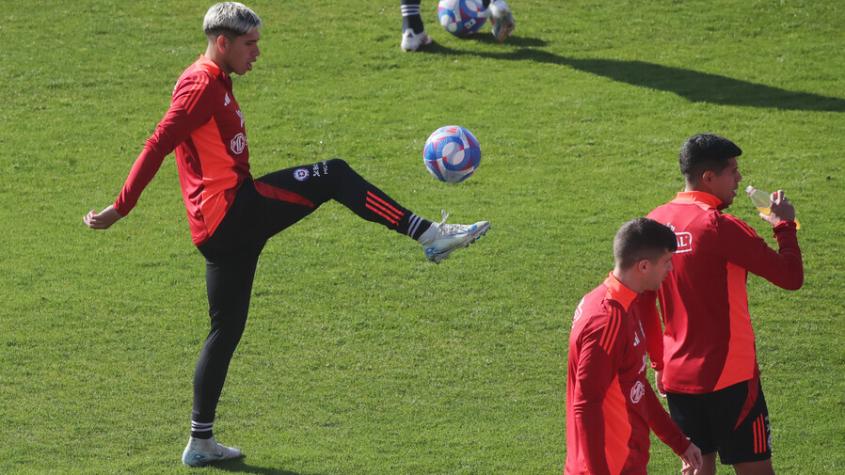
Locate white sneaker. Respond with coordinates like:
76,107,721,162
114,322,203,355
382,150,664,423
419,210,490,263
489,0,515,43
401,29,433,52
181,436,243,467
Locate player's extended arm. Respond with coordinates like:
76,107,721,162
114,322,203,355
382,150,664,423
83,73,213,230
83,128,173,230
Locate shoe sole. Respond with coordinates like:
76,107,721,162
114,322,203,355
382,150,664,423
427,222,490,263
401,35,433,52
182,452,244,467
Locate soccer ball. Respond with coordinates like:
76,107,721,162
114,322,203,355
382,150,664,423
423,125,481,183
437,0,488,37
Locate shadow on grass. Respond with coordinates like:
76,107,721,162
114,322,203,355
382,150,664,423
423,42,845,112
212,457,307,475
460,33,549,48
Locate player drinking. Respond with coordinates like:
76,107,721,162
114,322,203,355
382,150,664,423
637,134,803,475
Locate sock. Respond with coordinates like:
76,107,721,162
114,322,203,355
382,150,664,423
402,213,433,241
401,1,424,34
191,420,213,440
416,219,439,244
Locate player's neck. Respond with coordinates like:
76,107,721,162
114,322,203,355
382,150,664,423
204,45,231,75
612,268,645,294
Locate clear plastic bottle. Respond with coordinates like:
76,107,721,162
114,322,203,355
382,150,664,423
745,185,800,229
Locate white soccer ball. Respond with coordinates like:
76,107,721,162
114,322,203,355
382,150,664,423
437,0,489,37
422,125,482,183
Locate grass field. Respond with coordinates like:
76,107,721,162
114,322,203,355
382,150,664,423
1,0,843,473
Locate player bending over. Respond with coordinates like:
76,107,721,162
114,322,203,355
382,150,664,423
84,2,489,467
565,218,702,474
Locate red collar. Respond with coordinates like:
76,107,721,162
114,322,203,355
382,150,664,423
195,55,226,79
671,191,722,210
603,272,638,311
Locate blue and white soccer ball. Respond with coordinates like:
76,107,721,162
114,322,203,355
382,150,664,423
423,125,482,183
437,0,488,37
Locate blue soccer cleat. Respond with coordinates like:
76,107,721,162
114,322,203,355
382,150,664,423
419,210,490,263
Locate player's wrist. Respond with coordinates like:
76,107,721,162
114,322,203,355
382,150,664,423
773,220,796,231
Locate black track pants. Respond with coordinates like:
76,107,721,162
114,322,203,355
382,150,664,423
191,159,427,424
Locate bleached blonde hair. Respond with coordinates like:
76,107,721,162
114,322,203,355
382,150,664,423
203,2,262,39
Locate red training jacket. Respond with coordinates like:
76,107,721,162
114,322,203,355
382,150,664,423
566,273,690,475
637,191,803,394
114,55,251,245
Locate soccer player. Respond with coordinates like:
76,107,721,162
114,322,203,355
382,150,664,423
566,218,702,475
83,2,490,467
400,0,516,51
637,134,803,475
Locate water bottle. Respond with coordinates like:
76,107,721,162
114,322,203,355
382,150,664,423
745,185,800,229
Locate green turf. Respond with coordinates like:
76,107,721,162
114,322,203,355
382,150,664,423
1,0,843,473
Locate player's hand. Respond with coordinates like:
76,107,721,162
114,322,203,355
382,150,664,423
655,370,666,397
680,442,702,473
760,190,796,226
84,205,123,230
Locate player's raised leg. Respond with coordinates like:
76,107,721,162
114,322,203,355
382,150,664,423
254,159,490,262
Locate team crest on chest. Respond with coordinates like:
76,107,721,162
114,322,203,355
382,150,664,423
630,381,645,404
230,133,246,155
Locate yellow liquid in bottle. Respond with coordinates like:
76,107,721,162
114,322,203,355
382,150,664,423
757,207,801,230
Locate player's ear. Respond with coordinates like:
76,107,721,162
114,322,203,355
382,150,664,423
214,34,229,53
700,169,715,185
636,259,650,274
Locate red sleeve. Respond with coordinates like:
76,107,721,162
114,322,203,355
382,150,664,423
717,215,803,290
113,73,215,216
644,383,690,455
572,308,623,475
633,291,664,371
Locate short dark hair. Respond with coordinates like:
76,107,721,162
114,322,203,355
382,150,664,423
679,134,742,183
613,218,677,270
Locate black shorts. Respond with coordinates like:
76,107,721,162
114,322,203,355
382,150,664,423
666,378,771,465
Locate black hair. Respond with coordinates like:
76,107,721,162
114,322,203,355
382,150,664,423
613,218,677,270
679,134,742,183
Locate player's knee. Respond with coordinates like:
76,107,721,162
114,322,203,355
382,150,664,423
209,309,248,334
326,157,351,176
